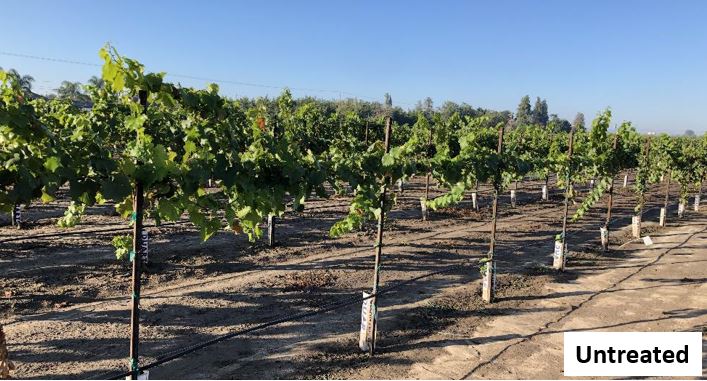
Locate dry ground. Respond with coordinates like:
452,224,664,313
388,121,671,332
0,174,704,379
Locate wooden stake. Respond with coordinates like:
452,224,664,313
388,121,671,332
128,90,148,380
636,136,652,236
268,214,275,247
542,175,549,201
483,123,504,303
268,118,279,248
422,125,433,221
129,181,144,380
695,177,703,212
0,325,15,378
661,171,671,227
369,116,392,355
603,134,619,251
555,127,575,270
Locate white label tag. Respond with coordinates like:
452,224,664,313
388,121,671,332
553,241,564,259
13,204,21,223
564,332,702,376
140,230,149,263
359,292,374,352
642,236,653,245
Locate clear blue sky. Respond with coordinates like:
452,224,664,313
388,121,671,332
2,0,706,134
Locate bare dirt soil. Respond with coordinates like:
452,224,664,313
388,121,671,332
1,174,704,379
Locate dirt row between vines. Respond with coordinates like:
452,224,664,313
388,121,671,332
0,174,700,379
1,175,568,318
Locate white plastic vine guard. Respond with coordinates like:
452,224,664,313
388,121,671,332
541,185,548,201
553,241,566,269
632,216,641,238
659,208,666,227
125,371,149,380
481,261,496,301
695,195,701,212
600,227,608,248
553,241,565,259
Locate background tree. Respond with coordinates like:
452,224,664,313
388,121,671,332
486,110,513,129
439,101,478,120
55,81,90,103
573,112,586,131
515,95,532,127
0,68,34,95
87,75,105,89
684,129,695,137
384,93,392,108
532,97,549,126
548,114,572,132
415,96,434,117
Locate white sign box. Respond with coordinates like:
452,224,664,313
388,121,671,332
564,332,702,376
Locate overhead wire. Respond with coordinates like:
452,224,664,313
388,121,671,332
0,50,416,106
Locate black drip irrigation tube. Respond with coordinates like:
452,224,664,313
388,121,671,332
92,201,671,380
0,178,574,246
4,177,659,378
0,220,192,244
91,261,471,380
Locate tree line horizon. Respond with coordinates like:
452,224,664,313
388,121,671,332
0,67,698,137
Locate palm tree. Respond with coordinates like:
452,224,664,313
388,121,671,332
1,68,34,94
87,75,105,89
55,81,89,102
